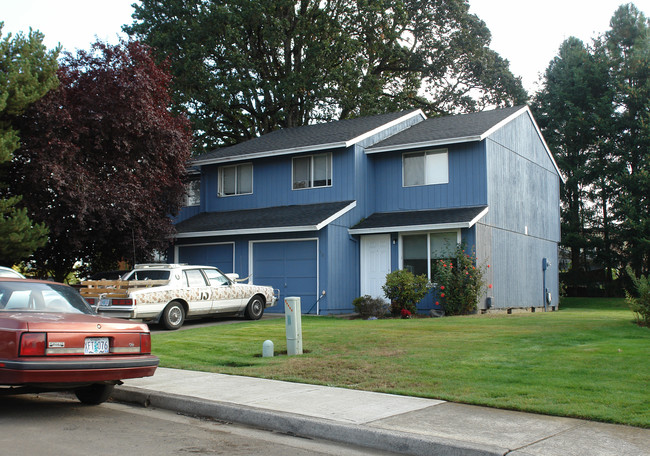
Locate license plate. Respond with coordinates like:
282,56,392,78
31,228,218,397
98,299,111,307
84,338,109,355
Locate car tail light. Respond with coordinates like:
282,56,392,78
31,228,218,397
20,333,46,356
85,298,96,305
140,333,152,354
112,298,135,306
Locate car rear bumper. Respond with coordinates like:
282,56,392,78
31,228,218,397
0,355,159,385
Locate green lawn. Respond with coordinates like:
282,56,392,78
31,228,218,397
150,298,650,428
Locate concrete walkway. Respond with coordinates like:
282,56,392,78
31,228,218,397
113,367,650,456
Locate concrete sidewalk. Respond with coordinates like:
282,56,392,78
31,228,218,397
113,367,650,456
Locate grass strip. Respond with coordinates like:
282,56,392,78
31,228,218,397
151,298,649,428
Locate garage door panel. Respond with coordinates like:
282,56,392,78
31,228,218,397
253,240,317,314
286,260,317,276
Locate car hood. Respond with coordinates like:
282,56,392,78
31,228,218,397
0,312,150,332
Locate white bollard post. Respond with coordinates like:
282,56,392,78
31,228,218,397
262,339,274,357
284,297,303,355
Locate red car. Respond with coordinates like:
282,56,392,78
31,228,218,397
0,278,158,404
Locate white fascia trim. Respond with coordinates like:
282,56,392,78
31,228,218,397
350,222,468,235
365,135,481,154
478,106,529,140
348,207,488,235
192,141,346,166
315,201,357,230
191,110,426,166
176,225,320,238
365,106,531,154
482,106,564,183
469,206,490,227
523,106,565,183
344,110,426,147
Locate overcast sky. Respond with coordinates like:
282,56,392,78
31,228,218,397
2,0,649,94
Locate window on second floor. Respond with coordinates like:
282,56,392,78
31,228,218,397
403,149,449,187
218,163,253,196
184,176,200,206
292,152,332,190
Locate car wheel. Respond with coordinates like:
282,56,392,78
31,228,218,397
74,383,115,405
245,296,265,320
162,301,185,330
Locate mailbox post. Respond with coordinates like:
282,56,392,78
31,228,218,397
284,297,303,355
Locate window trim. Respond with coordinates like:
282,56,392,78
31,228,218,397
402,148,449,187
218,162,253,197
399,230,460,280
292,152,332,190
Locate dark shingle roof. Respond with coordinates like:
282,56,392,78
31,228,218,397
367,106,526,152
193,110,422,165
349,206,488,234
176,201,356,237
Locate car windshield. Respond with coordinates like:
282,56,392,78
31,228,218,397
0,281,94,314
123,270,170,281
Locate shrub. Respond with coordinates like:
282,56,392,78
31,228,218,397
352,295,390,319
625,266,650,327
432,244,487,316
382,269,431,315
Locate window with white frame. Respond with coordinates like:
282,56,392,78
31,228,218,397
292,152,332,189
403,149,448,187
184,176,200,206
218,163,253,196
402,231,458,279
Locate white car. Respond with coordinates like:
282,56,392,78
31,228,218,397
81,264,278,330
0,266,25,279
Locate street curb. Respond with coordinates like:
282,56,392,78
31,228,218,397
113,386,508,456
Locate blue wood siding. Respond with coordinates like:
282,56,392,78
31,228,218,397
198,146,358,213
177,243,234,273
369,142,488,213
324,215,361,314
479,113,561,309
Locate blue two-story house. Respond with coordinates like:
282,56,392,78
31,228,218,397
172,106,562,315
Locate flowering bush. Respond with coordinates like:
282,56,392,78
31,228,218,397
382,269,431,316
400,308,412,319
432,244,487,316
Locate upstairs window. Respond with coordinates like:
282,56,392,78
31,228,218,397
403,149,448,187
293,153,332,189
219,163,253,196
184,176,200,206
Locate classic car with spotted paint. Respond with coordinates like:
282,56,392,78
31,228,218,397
82,264,278,330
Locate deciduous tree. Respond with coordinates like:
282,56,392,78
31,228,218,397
10,41,192,281
124,0,527,153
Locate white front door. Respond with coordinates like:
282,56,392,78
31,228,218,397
360,234,391,300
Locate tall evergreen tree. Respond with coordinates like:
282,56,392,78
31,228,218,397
0,24,57,265
124,0,527,153
602,4,650,275
532,37,613,283
535,3,650,291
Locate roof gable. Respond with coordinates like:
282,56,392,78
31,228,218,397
366,105,563,181
193,110,424,166
366,106,526,153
